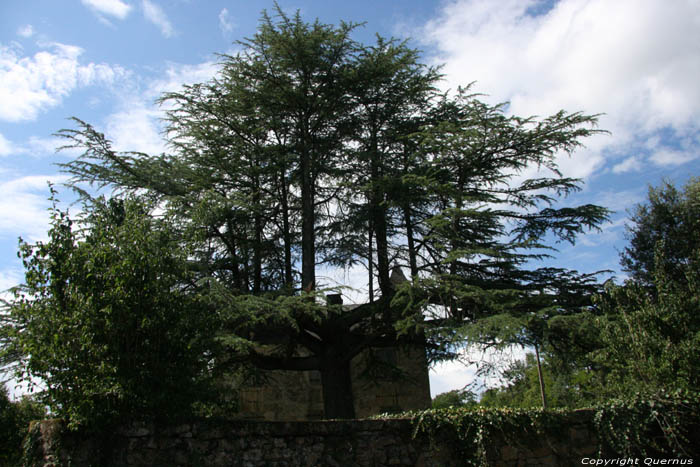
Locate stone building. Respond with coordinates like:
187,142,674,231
236,288,432,420
236,343,431,420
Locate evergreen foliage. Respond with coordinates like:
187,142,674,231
55,7,607,419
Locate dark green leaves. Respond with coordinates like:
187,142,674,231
2,196,215,428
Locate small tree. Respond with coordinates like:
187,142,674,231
593,244,700,397
589,178,700,398
478,351,600,409
621,177,700,286
1,194,215,428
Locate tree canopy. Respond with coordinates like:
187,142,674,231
621,177,700,286
594,177,700,397
7,7,609,420
469,177,700,409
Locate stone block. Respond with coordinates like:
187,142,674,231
200,427,225,440
273,437,286,448
501,444,519,461
124,426,151,437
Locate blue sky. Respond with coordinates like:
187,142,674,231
2,0,699,398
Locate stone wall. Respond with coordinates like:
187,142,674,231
25,412,603,466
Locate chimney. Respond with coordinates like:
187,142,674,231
326,293,343,306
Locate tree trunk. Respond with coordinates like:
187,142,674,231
253,192,262,293
373,204,391,296
224,219,243,292
449,186,463,315
301,145,315,291
368,218,374,303
403,204,418,277
401,147,419,278
370,129,391,297
320,360,356,419
535,343,548,409
279,169,293,290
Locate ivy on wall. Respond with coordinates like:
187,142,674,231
378,390,699,466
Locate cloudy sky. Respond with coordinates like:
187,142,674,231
1,0,699,397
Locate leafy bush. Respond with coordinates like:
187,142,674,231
432,389,478,409
593,390,700,458
0,385,46,465
592,245,700,398
2,195,216,428
478,352,599,409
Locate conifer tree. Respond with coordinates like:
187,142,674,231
55,7,609,418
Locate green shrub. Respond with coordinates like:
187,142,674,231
2,195,216,429
0,385,46,465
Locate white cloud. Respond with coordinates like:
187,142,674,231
0,42,127,122
429,345,528,397
594,189,645,216
650,148,698,166
81,0,132,20
612,156,643,174
0,133,14,156
106,103,166,155
430,360,478,397
100,60,219,155
423,0,700,179
0,134,84,159
317,263,371,304
0,268,23,294
219,8,234,35
17,25,34,38
142,0,175,38
0,175,69,242
27,136,84,158
147,61,219,98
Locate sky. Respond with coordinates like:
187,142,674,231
1,0,699,399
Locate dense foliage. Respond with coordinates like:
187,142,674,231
431,388,478,409
1,194,215,427
51,7,607,419
593,245,700,398
389,391,699,465
454,177,700,411
0,386,46,465
478,353,598,409
621,177,700,286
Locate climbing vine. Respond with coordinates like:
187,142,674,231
377,391,699,466
593,390,699,458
